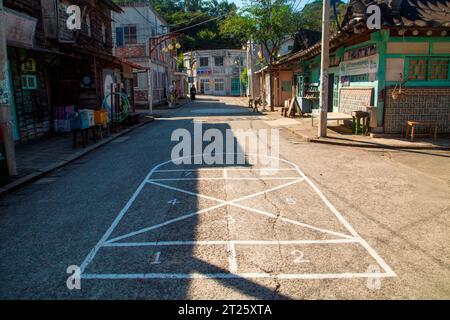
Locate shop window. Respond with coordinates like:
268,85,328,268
214,56,224,67
200,57,209,67
215,79,225,91
406,57,450,81
21,75,37,90
231,78,240,92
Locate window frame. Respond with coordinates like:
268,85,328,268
405,56,450,82
123,25,137,45
214,56,224,67
199,57,209,67
214,78,225,91
21,75,38,90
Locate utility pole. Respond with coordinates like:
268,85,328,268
318,0,330,138
0,0,17,176
248,40,254,98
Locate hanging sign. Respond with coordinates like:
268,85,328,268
340,54,379,76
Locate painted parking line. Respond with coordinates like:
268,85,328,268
79,154,396,280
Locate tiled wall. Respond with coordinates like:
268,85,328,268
384,87,450,133
339,87,374,114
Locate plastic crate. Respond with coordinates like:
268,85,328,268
79,109,95,128
94,110,109,125
70,112,89,130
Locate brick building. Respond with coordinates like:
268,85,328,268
270,0,450,134
2,0,125,142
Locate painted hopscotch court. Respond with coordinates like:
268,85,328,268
79,155,396,281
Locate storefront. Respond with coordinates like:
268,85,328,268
276,10,450,133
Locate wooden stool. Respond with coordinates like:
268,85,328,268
72,128,88,148
351,111,370,135
405,120,438,142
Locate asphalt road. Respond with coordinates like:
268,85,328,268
0,96,449,299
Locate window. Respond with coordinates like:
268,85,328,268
21,75,37,90
124,26,137,45
214,56,224,66
201,78,210,92
215,78,225,91
231,78,240,93
348,74,369,82
287,45,294,52
406,57,450,81
407,58,427,80
199,57,209,67
430,59,449,80
116,26,137,47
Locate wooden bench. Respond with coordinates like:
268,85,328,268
405,120,438,142
311,111,353,127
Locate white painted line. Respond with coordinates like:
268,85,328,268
80,153,396,280
106,179,306,244
145,178,354,240
230,202,355,240
81,272,395,280
223,168,228,180
154,168,299,173
78,167,157,274
299,173,397,277
105,202,228,244
103,239,359,247
227,241,238,274
147,177,303,181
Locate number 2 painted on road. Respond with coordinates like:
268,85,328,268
150,252,161,265
291,250,310,264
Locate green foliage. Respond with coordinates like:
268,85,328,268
294,0,347,33
147,0,240,50
220,0,297,64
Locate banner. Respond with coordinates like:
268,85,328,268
339,54,379,76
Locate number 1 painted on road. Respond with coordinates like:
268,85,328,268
150,252,161,265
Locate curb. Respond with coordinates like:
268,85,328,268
286,127,450,150
0,119,154,197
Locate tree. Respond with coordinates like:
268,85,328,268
220,0,297,109
294,0,347,33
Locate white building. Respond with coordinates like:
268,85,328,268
184,49,247,96
112,1,179,108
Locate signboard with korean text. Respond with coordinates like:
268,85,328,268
339,54,379,76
